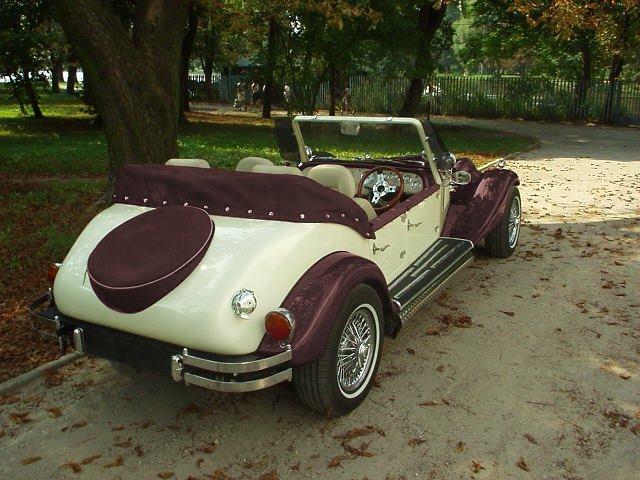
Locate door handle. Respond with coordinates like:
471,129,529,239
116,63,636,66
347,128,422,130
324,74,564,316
373,243,390,254
407,220,423,229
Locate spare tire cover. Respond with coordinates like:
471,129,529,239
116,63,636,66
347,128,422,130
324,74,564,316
88,206,214,313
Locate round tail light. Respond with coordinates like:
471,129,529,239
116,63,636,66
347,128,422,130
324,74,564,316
265,309,295,345
48,263,61,284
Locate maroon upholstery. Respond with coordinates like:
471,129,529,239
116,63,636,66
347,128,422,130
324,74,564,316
112,164,374,238
88,206,214,313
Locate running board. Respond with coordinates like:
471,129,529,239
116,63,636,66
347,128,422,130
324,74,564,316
389,237,474,323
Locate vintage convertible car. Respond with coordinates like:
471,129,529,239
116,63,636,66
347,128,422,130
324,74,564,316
31,116,521,415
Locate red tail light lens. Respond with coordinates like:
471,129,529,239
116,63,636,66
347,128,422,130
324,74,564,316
47,263,61,284
265,309,295,344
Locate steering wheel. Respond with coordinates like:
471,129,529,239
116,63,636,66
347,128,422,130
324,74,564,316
356,166,405,213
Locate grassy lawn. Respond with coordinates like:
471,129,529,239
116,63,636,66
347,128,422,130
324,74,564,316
0,93,536,381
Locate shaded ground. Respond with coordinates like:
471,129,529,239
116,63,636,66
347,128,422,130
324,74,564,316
0,120,638,479
0,97,534,383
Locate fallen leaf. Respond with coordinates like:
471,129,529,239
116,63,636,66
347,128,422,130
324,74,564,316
408,438,425,447
328,454,349,468
196,458,204,468
80,455,101,465
601,363,631,380
112,424,126,431
10,411,32,424
158,473,175,479
334,425,385,440
499,311,515,317
47,407,62,418
104,455,124,468
435,364,445,372
630,424,640,435
455,441,465,453
523,433,538,444
257,471,278,480
419,400,439,407
206,469,235,479
341,441,374,457
114,437,132,448
71,420,87,430
60,462,82,473
44,370,64,387
425,326,442,335
471,459,485,473
21,456,42,465
517,457,531,472
134,444,144,456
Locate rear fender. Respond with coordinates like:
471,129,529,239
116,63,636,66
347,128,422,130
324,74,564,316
257,252,398,365
443,159,519,244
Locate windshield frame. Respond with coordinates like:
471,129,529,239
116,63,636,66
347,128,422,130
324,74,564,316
291,115,442,186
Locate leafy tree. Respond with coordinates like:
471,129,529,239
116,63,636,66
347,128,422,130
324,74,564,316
0,0,56,117
51,0,190,182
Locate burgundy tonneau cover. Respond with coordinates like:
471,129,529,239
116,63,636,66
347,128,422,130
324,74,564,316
112,164,373,238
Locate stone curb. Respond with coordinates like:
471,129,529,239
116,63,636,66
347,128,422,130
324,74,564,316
0,352,84,395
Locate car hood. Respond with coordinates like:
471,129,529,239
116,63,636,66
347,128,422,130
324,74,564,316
54,204,368,355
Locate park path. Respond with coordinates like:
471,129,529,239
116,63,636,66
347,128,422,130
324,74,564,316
0,120,638,480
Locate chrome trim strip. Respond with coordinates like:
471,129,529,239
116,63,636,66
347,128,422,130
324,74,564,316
72,328,85,353
183,368,292,393
181,346,292,374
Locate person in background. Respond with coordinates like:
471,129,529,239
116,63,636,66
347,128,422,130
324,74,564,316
234,82,247,111
341,84,352,115
250,81,261,108
283,84,292,114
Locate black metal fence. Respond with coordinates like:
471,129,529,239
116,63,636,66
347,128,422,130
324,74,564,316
189,73,640,125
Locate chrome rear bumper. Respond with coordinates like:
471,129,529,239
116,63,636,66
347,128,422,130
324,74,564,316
29,291,293,393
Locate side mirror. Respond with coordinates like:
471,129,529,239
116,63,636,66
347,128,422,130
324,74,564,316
451,170,472,186
436,152,456,172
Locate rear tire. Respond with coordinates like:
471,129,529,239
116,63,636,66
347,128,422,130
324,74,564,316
484,186,521,258
293,284,384,416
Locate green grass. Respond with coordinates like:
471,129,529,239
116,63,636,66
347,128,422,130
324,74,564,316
0,94,536,176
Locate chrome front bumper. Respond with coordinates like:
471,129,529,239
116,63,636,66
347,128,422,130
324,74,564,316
29,291,293,394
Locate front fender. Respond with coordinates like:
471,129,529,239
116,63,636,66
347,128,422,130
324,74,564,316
257,252,397,365
443,159,519,244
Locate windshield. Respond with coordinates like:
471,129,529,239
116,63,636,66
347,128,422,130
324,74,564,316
295,119,427,162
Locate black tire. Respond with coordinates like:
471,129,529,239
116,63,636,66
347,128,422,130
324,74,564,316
293,284,384,416
484,186,521,258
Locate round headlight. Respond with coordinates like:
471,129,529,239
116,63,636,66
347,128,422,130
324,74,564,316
231,289,257,319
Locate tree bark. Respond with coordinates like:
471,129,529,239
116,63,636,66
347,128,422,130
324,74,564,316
179,4,199,123
262,17,278,119
399,2,447,117
203,59,214,101
66,49,78,94
51,0,189,183
51,55,63,93
23,71,44,118
603,55,625,123
329,62,337,116
573,45,592,119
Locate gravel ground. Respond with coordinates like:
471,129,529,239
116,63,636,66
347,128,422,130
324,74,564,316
0,119,638,480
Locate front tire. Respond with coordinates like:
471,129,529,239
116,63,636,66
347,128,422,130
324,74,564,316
484,186,521,258
293,284,384,415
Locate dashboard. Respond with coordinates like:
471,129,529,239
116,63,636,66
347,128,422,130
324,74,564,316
350,168,424,195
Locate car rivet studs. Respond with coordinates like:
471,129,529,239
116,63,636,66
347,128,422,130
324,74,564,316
204,205,208,210
124,196,129,200
225,206,230,212
300,213,305,219
268,211,274,216
162,200,168,205
184,202,189,206
341,213,346,218
355,218,359,222
143,198,148,203
325,214,330,219
248,209,253,214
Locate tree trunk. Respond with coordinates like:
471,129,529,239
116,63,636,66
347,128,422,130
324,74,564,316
179,4,199,123
262,17,278,119
203,59,214,101
572,43,592,119
603,55,625,123
66,50,78,94
51,55,63,93
399,2,447,117
8,75,27,115
23,71,44,118
329,62,337,116
52,0,189,183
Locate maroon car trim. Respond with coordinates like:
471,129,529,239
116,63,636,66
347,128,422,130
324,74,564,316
256,252,397,366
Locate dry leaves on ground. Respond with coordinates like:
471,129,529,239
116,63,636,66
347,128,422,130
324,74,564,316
21,456,42,465
471,460,485,473
158,473,175,479
60,461,82,473
601,362,631,380
104,455,124,468
80,455,101,465
408,438,426,447
517,457,531,472
523,433,538,444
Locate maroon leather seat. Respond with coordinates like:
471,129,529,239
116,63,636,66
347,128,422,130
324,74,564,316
88,206,214,313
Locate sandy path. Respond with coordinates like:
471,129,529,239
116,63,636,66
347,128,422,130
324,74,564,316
1,120,638,480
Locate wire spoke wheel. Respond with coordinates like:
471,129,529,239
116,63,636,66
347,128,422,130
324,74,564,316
508,195,521,248
337,307,376,395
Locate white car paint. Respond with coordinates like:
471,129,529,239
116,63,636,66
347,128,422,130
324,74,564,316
53,116,451,357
